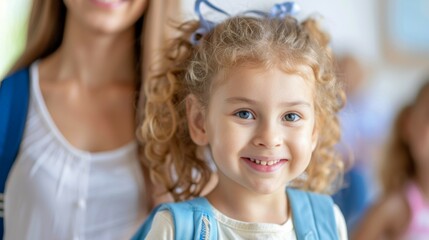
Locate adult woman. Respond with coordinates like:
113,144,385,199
1,0,179,239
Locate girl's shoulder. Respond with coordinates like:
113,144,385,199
143,210,175,239
132,197,214,240
387,191,410,234
384,190,410,216
352,191,410,239
375,191,410,227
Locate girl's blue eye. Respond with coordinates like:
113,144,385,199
284,113,300,122
235,110,255,120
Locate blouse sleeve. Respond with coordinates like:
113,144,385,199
145,210,175,240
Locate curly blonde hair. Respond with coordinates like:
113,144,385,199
380,81,429,195
140,15,345,201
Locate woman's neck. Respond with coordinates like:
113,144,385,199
42,16,138,87
206,178,289,224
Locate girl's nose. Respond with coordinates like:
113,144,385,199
252,122,283,149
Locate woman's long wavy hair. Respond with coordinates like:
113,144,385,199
141,15,345,201
380,81,429,195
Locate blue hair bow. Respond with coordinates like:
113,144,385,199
190,0,230,45
190,1,300,45
269,2,301,18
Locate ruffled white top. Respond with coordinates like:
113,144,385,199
4,62,147,240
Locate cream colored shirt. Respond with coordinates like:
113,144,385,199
4,62,147,240
146,202,347,239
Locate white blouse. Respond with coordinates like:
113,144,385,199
4,63,147,240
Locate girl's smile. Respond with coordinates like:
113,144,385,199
241,156,288,173
91,0,128,9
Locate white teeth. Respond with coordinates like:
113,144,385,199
98,0,121,3
248,158,280,166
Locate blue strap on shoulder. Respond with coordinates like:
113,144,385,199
134,189,338,240
287,187,339,240
132,197,217,240
0,68,30,239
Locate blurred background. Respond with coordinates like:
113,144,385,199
0,0,30,79
1,0,428,233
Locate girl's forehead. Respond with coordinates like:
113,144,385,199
206,64,316,106
212,63,315,87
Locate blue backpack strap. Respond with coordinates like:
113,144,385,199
132,197,218,240
0,68,30,239
287,187,339,240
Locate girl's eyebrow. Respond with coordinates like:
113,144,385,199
225,97,312,108
225,97,258,104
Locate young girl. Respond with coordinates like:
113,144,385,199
353,80,429,240
135,1,347,239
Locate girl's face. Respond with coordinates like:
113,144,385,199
192,66,318,195
64,0,147,34
407,87,429,168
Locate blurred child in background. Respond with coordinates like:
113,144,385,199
352,79,429,240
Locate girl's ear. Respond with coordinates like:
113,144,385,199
186,94,209,146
